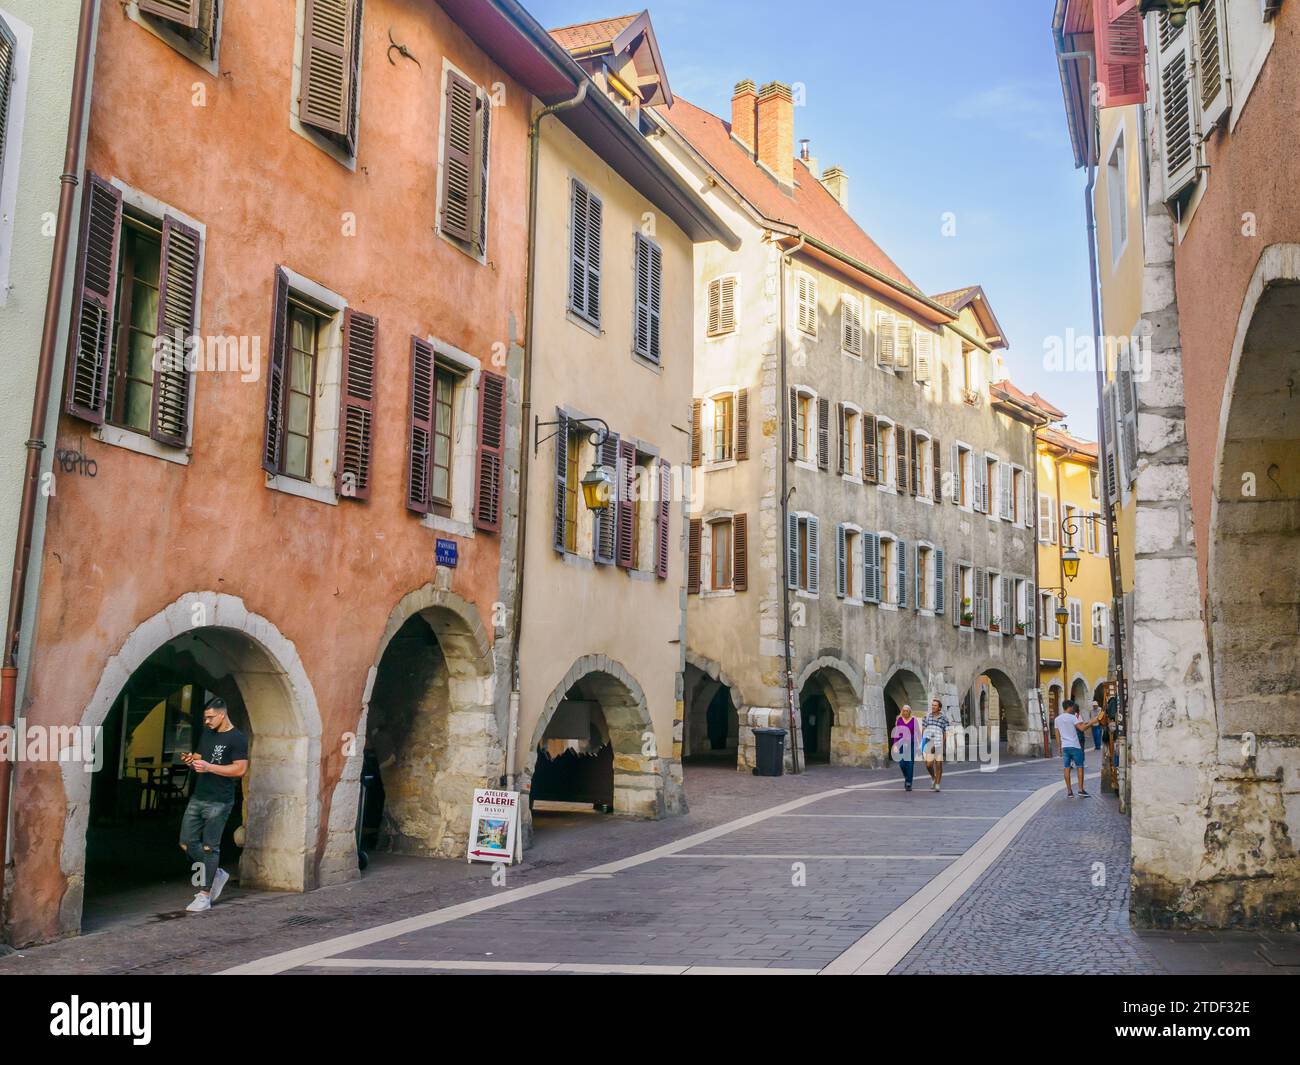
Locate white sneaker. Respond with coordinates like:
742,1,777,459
186,893,212,913
931,781,937,791
210,868,230,902
935,784,941,792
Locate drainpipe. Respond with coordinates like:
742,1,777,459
774,231,805,774
1054,452,1072,727
0,0,98,928
1029,415,1054,757
505,79,589,792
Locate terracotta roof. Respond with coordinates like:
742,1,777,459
1041,425,1099,459
990,379,1066,421
931,286,979,310
549,13,640,52
657,96,918,291
930,284,1009,349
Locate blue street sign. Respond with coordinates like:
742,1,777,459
436,538,459,568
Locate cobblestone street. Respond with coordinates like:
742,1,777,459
5,754,1294,976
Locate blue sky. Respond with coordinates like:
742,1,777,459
529,0,1100,437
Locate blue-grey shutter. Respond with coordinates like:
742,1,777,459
633,233,661,362
787,512,798,590
553,408,569,551
836,524,846,598
863,532,880,604
934,548,945,615
593,431,619,564
974,567,987,629
897,538,907,608
569,181,601,324
807,516,820,595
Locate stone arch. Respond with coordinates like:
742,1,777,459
682,652,745,765
971,666,1030,754
63,592,322,934
526,655,664,819
1069,673,1091,708
795,655,862,766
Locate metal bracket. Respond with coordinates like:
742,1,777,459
534,415,610,457
387,28,421,69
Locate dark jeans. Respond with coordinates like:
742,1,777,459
898,758,915,788
179,797,234,891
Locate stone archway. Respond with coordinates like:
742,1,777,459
794,656,864,767
338,585,501,866
882,667,928,761
683,652,745,768
526,655,665,819
1069,674,1091,710
974,667,1034,756
60,593,322,937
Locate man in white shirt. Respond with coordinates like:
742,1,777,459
1055,699,1100,797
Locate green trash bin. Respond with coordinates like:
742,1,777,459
753,727,787,777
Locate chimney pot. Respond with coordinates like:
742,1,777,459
820,165,848,208
756,80,794,187
731,79,757,155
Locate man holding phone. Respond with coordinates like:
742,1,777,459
178,697,249,913
1054,699,1100,797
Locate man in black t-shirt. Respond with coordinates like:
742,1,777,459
178,697,249,913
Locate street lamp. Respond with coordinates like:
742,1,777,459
580,462,615,511
1062,545,1081,582
1138,0,1202,27
534,415,616,511
1059,513,1085,583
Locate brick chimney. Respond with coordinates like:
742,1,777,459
821,165,848,208
756,81,793,187
730,79,757,154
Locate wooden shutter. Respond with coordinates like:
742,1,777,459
552,408,569,550
736,388,749,461
894,424,907,492
441,71,478,243
863,414,877,484
1118,360,1138,486
475,89,491,253
1155,11,1197,200
656,461,672,579
908,430,918,497
299,0,358,141
806,515,819,595
616,439,637,568
473,369,506,530
594,431,620,564
863,532,880,604
262,268,291,473
733,512,748,591
1026,581,1036,638
569,180,602,324
932,436,942,503
1038,494,1054,544
836,403,846,475
914,330,933,383
690,399,703,467
0,19,14,193
405,337,436,513
787,512,799,590
336,308,378,500
65,173,122,424
1000,461,1013,519
934,548,945,615
974,567,987,630
952,562,962,626
842,296,863,355
687,518,702,594
1095,0,1145,108
787,387,799,461
707,276,736,336
816,396,830,470
875,310,895,369
1195,0,1230,132
584,190,602,322
139,0,201,29
835,524,847,598
797,273,816,335
633,234,663,363
896,538,907,608
149,215,200,447
1103,382,1120,501
894,317,913,371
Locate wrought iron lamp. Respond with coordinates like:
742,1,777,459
534,415,616,512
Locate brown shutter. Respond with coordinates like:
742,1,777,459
65,173,122,425
440,70,477,243
733,513,748,592
553,409,569,551
405,337,435,513
335,308,378,499
736,388,749,461
655,460,671,580
932,435,942,503
261,268,291,473
475,90,490,253
690,399,702,467
863,413,877,484
149,215,200,448
687,518,702,594
787,387,798,461
616,440,637,568
473,369,506,530
895,424,907,492
138,0,200,29
817,396,830,470
908,430,918,497
299,0,358,141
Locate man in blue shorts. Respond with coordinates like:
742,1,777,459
1054,699,1100,796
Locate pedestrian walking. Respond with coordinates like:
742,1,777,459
891,704,918,792
1090,701,1104,750
922,698,951,791
178,697,249,913
1054,698,1100,797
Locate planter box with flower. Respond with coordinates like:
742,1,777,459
990,616,1002,634
1014,622,1027,636
960,598,973,627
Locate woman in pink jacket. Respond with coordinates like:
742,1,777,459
890,705,919,792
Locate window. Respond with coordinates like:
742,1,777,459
712,393,734,463
1092,602,1110,647
985,456,999,516
1068,598,1083,644
988,570,1003,633
1093,512,1108,557
1041,591,1059,639
1010,466,1026,524
880,536,896,605
633,232,662,363
836,525,861,600
796,391,812,463
64,177,202,452
282,302,323,480
953,444,972,507
839,405,862,479
1038,493,1057,545
690,511,745,594
135,0,221,67
568,178,602,326
877,418,895,488
796,272,817,336
1014,578,1033,636
563,425,582,552
1063,503,1079,549
912,433,933,500
841,294,863,356
916,544,933,611
710,519,732,591
1085,512,1099,555
1089,467,1101,501
430,364,460,505
1106,130,1128,263
957,563,974,627
875,310,895,370
913,329,934,384
707,275,736,336
439,68,491,256
787,513,819,595
296,0,364,158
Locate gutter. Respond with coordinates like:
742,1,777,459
1,0,99,931
797,234,957,323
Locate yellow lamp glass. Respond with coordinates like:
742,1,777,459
1055,604,1070,626
581,463,615,511
1062,547,1081,581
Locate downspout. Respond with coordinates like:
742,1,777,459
775,231,805,774
505,78,589,791
0,0,98,923
1054,451,1073,725
1029,415,1054,757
